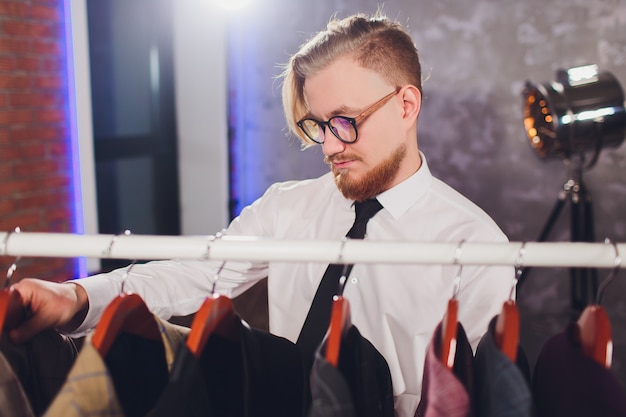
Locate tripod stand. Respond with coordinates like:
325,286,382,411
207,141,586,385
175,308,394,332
517,163,598,319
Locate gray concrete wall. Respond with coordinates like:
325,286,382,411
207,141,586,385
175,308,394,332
227,0,626,384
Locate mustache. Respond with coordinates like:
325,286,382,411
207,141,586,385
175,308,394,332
324,154,362,165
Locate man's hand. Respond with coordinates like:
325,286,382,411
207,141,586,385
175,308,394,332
8,278,89,343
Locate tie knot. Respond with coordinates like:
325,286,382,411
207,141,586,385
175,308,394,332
354,199,384,223
347,199,383,240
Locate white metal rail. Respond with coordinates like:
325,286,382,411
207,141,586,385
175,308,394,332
0,231,623,269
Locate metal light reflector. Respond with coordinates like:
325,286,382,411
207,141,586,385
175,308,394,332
523,64,626,166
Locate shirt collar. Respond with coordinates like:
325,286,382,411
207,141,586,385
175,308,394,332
376,151,432,219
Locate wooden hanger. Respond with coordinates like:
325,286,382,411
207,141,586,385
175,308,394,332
576,305,612,368
0,229,28,333
91,261,162,357
186,293,238,359
326,294,351,367
186,257,239,359
0,255,28,333
574,238,619,368
0,288,27,334
494,300,519,362
324,260,354,368
494,242,525,363
441,241,464,370
441,298,458,370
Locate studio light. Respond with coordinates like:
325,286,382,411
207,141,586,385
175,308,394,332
520,65,626,316
522,64,626,169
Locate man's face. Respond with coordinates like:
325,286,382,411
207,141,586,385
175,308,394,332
302,55,412,201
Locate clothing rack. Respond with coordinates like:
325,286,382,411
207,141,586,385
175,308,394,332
0,231,623,269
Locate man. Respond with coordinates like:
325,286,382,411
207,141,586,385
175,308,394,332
10,13,512,416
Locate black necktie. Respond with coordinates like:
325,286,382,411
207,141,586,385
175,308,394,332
296,198,384,366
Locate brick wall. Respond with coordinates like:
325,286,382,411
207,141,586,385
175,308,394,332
0,0,76,282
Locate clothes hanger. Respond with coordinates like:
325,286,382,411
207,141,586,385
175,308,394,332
0,227,28,333
494,242,524,362
575,238,620,368
441,240,464,370
0,256,26,333
91,231,162,357
325,239,352,368
186,233,239,359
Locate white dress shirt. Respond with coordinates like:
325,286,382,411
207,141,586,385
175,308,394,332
74,153,512,417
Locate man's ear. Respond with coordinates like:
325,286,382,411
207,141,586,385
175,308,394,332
400,85,421,123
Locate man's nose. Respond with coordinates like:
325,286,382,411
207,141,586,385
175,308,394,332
321,127,347,156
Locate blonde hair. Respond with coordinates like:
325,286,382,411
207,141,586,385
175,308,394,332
280,13,422,146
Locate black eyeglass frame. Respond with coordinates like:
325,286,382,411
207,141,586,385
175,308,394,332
296,86,402,144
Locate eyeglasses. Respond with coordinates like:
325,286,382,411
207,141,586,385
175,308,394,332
297,86,401,144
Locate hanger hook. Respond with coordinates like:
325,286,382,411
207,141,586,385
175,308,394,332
113,230,135,294
205,232,226,295
452,240,466,299
337,237,348,264
120,260,137,294
202,232,223,260
596,238,621,305
3,227,21,289
337,237,350,296
102,229,131,259
0,226,20,256
511,242,527,300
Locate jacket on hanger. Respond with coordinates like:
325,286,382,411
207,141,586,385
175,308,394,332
43,316,188,417
308,325,394,417
474,315,533,417
147,318,307,417
532,321,626,417
415,321,475,417
0,350,36,417
0,328,78,416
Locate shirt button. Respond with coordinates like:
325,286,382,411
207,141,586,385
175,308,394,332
350,277,358,285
